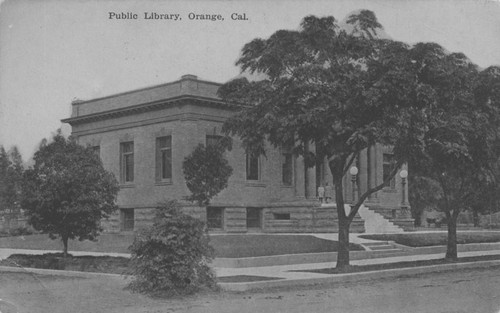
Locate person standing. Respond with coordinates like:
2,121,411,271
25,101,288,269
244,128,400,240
317,184,325,203
324,182,334,203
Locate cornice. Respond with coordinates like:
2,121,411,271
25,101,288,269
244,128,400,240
62,95,240,125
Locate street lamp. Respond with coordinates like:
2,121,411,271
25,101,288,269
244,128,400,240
350,166,358,204
400,169,408,207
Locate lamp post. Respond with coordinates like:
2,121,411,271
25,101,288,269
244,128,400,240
350,166,358,205
400,169,408,209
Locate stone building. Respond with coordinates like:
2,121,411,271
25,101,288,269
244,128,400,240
62,74,412,234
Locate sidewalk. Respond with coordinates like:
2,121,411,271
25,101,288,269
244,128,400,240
1,235,500,292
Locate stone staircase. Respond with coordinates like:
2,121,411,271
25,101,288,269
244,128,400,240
358,205,404,233
360,241,406,257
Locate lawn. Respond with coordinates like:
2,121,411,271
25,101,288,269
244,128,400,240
210,235,363,258
0,234,363,258
359,231,500,247
0,253,130,274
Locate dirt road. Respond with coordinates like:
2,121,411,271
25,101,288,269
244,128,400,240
1,266,499,313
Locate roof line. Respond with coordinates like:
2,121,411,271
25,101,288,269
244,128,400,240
62,95,240,125
71,76,223,106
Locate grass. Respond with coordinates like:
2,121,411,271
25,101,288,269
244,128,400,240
0,253,130,274
359,231,500,247
293,254,500,275
0,234,364,258
210,235,363,258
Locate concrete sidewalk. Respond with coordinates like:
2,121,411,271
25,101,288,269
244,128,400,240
215,249,500,291
2,233,500,292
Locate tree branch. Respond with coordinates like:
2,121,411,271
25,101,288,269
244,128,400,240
347,159,404,221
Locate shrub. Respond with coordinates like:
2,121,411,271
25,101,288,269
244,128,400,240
127,200,217,295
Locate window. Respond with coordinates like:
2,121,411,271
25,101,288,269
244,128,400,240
246,208,262,228
246,154,260,180
120,142,134,183
91,145,100,157
156,136,172,181
274,213,290,220
121,209,134,231
383,153,396,188
206,135,222,147
207,207,224,229
281,150,293,186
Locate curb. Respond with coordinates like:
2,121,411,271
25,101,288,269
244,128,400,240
218,259,500,292
212,242,500,268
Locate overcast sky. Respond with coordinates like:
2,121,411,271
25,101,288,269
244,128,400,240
1,0,499,160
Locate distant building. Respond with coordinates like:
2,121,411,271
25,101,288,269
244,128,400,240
62,74,412,233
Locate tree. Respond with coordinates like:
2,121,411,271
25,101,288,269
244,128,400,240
408,175,443,227
182,137,233,206
0,146,24,225
128,200,217,295
407,46,500,259
0,146,10,212
218,11,430,269
21,130,119,257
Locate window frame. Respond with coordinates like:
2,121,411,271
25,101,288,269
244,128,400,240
121,208,134,231
246,153,260,181
120,141,134,183
156,136,172,182
206,207,224,230
281,148,294,186
382,153,396,189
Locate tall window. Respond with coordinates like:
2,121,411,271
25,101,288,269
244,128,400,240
206,135,222,147
281,150,293,186
120,142,134,183
383,153,396,188
246,154,260,181
156,136,172,181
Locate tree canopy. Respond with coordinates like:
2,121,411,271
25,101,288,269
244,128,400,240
21,131,119,256
182,137,233,206
219,10,500,266
218,11,433,268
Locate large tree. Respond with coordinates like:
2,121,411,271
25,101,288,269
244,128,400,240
21,131,119,256
218,11,430,269
407,45,500,259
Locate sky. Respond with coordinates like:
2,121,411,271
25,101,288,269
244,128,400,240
1,0,499,161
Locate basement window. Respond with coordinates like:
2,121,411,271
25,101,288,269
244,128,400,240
274,213,291,220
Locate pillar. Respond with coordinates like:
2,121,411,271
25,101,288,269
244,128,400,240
305,142,316,199
295,155,305,199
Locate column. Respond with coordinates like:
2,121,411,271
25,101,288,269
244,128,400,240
294,155,305,199
358,149,368,196
305,142,316,199
368,144,378,201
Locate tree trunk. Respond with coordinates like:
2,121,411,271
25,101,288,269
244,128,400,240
337,219,350,269
445,215,458,261
62,235,69,258
333,170,351,270
473,210,479,227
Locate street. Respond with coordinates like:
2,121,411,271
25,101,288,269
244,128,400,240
1,266,499,313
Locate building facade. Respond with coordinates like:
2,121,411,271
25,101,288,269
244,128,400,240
62,74,411,234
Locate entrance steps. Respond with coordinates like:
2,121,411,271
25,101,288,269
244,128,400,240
358,205,404,233
360,241,406,257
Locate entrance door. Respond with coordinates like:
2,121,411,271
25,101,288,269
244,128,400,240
246,207,262,229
